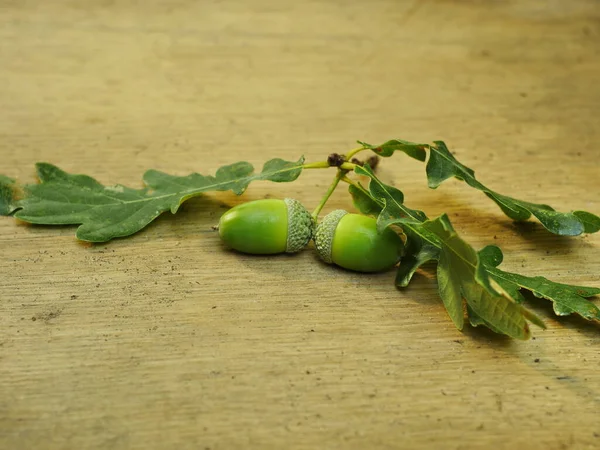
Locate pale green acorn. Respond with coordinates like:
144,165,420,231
218,198,313,254
314,210,404,272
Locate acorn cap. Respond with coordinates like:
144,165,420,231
314,209,348,263
284,198,314,253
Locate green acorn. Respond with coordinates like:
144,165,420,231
314,210,404,272
218,198,313,255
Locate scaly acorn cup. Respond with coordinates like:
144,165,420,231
218,198,313,255
314,210,404,272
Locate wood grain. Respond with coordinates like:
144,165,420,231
1,1,599,449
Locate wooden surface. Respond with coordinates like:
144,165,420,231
1,1,599,449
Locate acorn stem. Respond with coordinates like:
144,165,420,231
311,169,344,221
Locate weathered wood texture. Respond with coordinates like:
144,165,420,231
1,1,599,449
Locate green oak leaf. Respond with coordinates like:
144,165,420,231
354,164,428,226
352,165,441,287
143,157,303,213
359,137,600,236
426,141,600,236
572,211,600,234
357,139,428,161
422,214,545,339
479,245,600,321
466,305,505,335
11,158,304,242
355,167,545,338
347,172,437,287
421,216,466,330
348,183,383,217
0,174,18,216
353,164,439,285
394,231,439,288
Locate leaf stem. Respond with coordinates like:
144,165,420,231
312,169,344,221
340,174,375,198
345,146,368,160
302,161,330,169
339,162,357,171
303,161,357,171
340,174,360,189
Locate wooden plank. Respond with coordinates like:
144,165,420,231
1,1,599,448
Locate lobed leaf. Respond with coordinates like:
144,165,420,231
352,165,439,287
422,215,543,339
351,166,596,337
0,175,18,216
426,141,599,235
354,167,546,338
359,137,600,236
347,171,438,287
394,232,439,288
357,139,427,161
354,165,428,227
10,158,304,242
348,183,383,217
351,166,439,276
572,211,600,234
479,245,600,321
